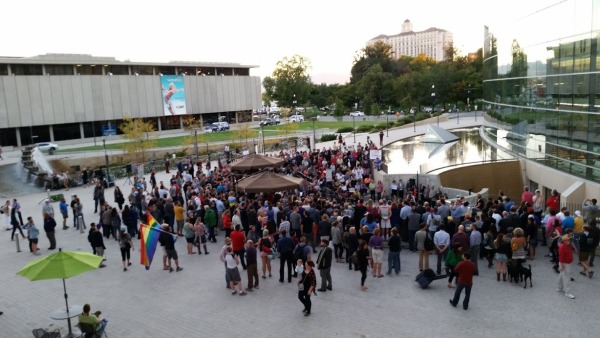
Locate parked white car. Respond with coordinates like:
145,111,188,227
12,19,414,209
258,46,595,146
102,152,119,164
211,122,230,131
36,142,59,152
349,111,364,117
289,114,305,122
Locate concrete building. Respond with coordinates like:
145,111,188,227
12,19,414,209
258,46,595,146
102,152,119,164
367,19,453,61
0,54,261,146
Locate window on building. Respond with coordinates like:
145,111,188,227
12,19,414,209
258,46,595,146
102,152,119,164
20,125,50,145
216,67,232,76
11,64,43,75
160,116,181,130
76,65,103,75
233,68,249,76
53,123,81,141
196,67,216,75
82,122,101,139
0,64,8,75
156,66,175,75
131,65,154,75
176,67,195,76
0,128,17,146
104,65,128,75
45,65,74,75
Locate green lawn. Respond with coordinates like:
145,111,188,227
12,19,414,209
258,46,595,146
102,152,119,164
57,120,380,153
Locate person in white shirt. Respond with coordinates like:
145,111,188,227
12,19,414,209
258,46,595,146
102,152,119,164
427,207,442,239
390,180,398,202
378,200,391,240
41,200,55,218
433,224,450,275
491,211,503,232
225,246,246,296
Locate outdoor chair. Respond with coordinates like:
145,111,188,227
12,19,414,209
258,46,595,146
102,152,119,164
32,328,61,338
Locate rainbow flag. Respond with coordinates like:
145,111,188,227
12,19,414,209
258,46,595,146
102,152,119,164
139,212,163,270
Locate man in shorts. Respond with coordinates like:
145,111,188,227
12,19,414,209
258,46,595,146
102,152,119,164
159,225,183,272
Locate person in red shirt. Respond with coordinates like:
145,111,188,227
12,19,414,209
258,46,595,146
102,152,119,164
222,209,233,238
230,224,247,270
449,252,477,310
556,235,575,299
546,189,560,213
521,186,534,205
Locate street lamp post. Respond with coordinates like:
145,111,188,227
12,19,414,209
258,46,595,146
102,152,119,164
260,125,265,154
386,106,390,137
194,129,199,160
311,117,316,146
460,85,470,125
353,115,356,144
466,85,471,112
431,85,437,126
102,138,110,185
293,94,297,115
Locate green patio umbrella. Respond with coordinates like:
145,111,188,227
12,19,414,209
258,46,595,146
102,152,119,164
17,248,104,337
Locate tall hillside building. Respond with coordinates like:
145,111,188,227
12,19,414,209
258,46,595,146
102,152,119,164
367,19,453,61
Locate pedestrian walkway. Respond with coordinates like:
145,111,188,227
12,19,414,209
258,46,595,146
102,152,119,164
1,115,599,337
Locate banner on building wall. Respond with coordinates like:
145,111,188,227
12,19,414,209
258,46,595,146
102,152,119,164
161,75,186,116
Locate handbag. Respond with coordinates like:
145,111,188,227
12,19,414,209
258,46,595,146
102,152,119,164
351,251,359,266
261,240,272,254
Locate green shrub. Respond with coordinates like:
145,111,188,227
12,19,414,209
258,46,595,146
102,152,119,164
336,126,354,133
415,112,430,121
320,134,337,142
174,149,188,157
357,125,373,133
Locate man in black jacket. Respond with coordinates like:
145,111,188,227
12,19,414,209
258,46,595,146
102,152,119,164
316,239,333,292
277,230,295,283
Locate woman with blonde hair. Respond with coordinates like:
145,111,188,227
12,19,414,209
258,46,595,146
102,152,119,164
259,229,273,279
511,227,527,266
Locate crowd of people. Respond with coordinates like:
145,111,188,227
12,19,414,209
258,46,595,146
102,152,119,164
4,140,600,317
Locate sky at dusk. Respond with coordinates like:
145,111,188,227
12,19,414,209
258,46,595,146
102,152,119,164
2,0,571,84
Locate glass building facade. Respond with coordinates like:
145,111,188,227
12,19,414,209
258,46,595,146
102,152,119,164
482,0,600,183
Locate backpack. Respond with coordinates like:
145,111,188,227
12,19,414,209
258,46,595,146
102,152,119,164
432,215,441,226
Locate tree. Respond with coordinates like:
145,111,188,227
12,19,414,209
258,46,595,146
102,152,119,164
262,55,312,107
119,116,157,163
355,64,394,113
351,41,406,83
278,121,300,141
237,122,258,145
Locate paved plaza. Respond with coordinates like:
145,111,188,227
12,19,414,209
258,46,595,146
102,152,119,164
1,116,599,337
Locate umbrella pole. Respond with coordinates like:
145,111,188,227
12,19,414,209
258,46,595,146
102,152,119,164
63,278,73,335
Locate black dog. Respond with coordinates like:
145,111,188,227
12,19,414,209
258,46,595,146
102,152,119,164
507,260,522,283
516,264,533,289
